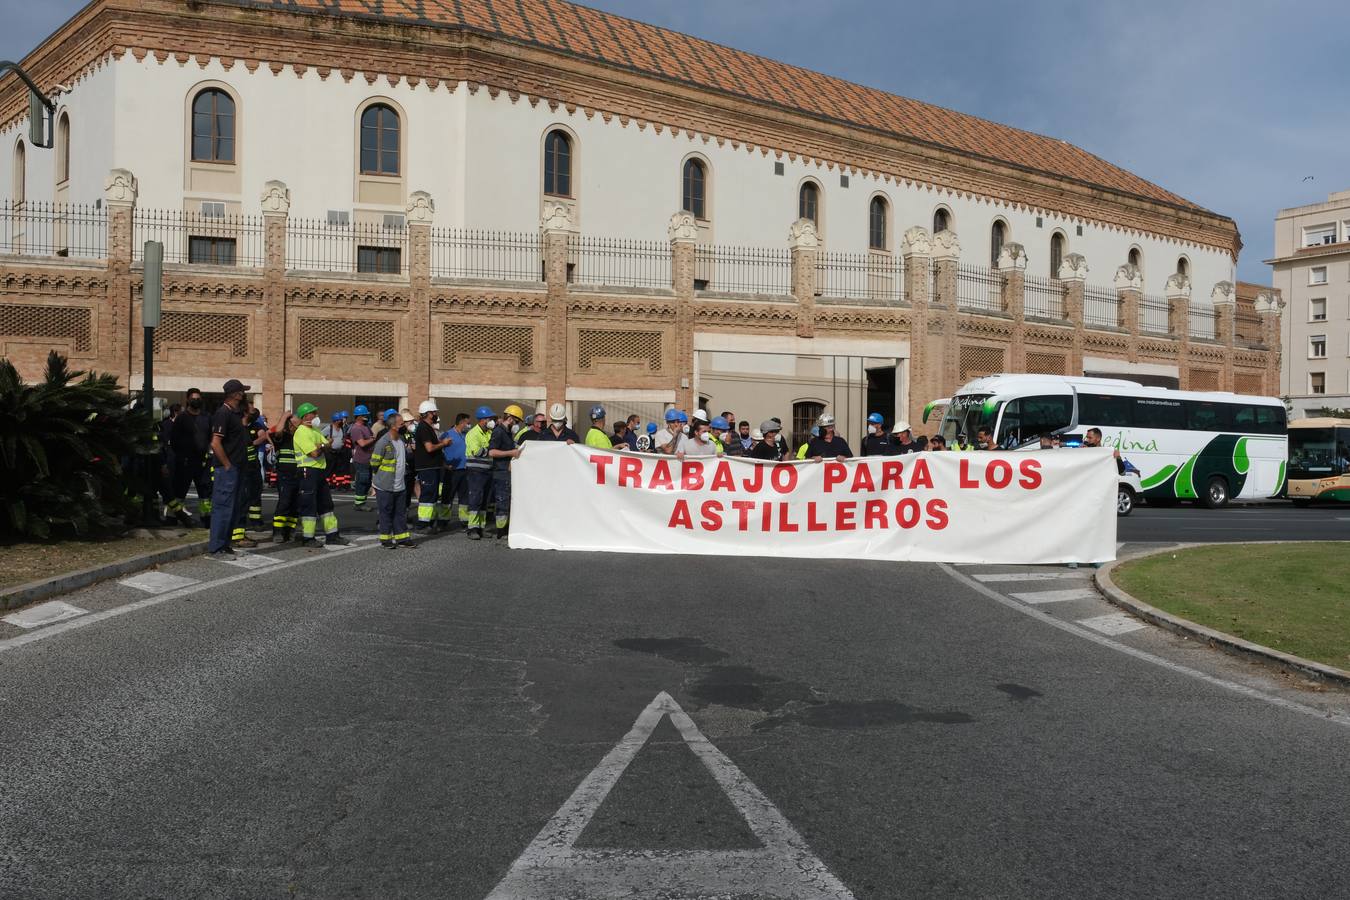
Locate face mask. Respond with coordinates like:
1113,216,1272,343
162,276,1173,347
312,416,323,428
485,419,497,430
682,424,690,435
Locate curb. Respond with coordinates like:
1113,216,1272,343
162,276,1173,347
1096,546,1350,689
1,540,210,614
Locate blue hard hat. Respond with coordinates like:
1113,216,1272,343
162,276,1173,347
353,404,370,417
331,411,344,421
646,422,658,434
475,405,495,420
811,426,820,438
867,412,884,425
664,408,680,423
677,410,688,423
710,416,729,430
590,404,606,420
383,408,399,422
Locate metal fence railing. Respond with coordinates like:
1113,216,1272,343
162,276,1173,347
570,235,672,290
956,263,1004,312
429,228,542,282
286,219,408,275
1235,309,1263,346
133,208,265,267
1083,283,1120,329
1188,304,1217,340
1024,274,1065,320
1140,294,1171,335
815,250,904,303
693,244,793,297
0,200,107,260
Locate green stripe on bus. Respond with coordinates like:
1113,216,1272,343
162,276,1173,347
1140,464,1177,490
1233,437,1250,475
1174,452,1199,499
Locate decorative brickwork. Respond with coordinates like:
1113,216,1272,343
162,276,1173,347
1026,352,1067,376
959,345,1006,381
297,317,395,363
153,311,249,358
576,328,664,371
1233,372,1263,395
1189,368,1220,392
0,304,94,353
442,323,535,369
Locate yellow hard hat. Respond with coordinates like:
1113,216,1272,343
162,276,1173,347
503,404,525,420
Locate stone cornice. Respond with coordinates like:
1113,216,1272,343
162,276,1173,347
1,0,1240,257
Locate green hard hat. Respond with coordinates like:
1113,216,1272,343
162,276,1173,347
296,402,318,419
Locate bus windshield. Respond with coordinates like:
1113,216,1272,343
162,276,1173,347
940,395,1001,445
1289,427,1350,478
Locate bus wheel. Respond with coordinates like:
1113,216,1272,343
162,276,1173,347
1203,476,1230,509
1116,486,1135,517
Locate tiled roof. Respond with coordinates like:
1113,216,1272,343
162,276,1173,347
222,0,1210,216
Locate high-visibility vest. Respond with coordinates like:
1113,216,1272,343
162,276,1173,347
293,424,327,470
584,427,611,449
465,424,494,470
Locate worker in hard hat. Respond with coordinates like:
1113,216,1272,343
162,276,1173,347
412,399,452,532
368,410,417,549
516,410,547,445
348,404,376,509
890,420,918,455
440,412,471,530
861,412,893,457
807,412,852,462
292,402,350,547
653,408,682,455
539,403,579,443
487,404,524,539
584,405,612,449
677,409,721,458
502,404,528,443
463,405,497,540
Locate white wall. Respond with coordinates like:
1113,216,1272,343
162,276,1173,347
2,51,1236,304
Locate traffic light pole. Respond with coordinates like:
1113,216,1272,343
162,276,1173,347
0,61,55,148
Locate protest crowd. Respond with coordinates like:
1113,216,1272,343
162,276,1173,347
158,378,1116,558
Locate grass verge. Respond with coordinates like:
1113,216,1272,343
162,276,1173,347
0,530,207,591
1113,543,1349,670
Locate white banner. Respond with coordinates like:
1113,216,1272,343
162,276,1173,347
509,443,1118,564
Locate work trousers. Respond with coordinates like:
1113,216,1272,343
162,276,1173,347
465,466,491,530
272,471,299,532
491,469,511,530
414,468,442,527
298,468,338,540
352,462,372,508
243,461,263,528
208,465,240,553
173,454,213,517
441,467,467,524
376,487,410,544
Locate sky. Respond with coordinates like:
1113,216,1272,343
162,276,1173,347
6,0,1347,283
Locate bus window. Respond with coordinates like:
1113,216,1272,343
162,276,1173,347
1231,403,1284,435
1134,398,1184,429
1288,427,1341,477
998,395,1072,446
1079,394,1134,426
1185,401,1231,432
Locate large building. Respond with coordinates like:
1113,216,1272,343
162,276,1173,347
1268,189,1350,416
0,0,1280,443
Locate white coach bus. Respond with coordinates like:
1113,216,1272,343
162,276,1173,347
924,374,1287,509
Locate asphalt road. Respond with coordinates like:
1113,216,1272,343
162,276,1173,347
1,501,1348,899
1120,502,1350,543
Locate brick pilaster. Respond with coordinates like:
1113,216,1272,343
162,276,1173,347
669,212,698,412
998,242,1026,372
931,229,960,393
259,180,289,415
1166,274,1192,389
103,169,137,385
1255,290,1282,395
405,190,434,406
1211,281,1236,392
901,226,933,429
788,218,819,338
541,201,575,411
1059,253,1089,376
1113,263,1142,365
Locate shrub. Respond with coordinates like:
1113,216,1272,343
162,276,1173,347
0,351,155,539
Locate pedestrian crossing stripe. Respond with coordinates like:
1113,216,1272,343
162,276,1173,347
486,691,855,899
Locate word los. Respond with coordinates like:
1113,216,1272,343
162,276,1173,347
588,455,1043,494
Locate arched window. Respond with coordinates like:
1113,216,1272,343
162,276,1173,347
12,139,25,203
933,207,950,234
57,113,70,184
359,103,400,176
869,196,888,250
682,158,706,219
544,129,572,197
191,88,235,163
792,400,825,449
1128,247,1141,270
990,220,1006,267
1176,256,1189,278
798,181,819,226
1050,232,1065,278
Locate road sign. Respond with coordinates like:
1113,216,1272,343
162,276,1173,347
486,691,855,899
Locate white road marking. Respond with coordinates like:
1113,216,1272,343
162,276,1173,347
973,572,1087,583
217,552,282,570
118,571,200,594
2,601,88,630
1009,587,1100,605
1077,613,1147,636
0,543,378,654
355,535,382,543
486,691,855,900
938,563,1350,730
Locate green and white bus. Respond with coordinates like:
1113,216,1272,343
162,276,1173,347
924,374,1287,509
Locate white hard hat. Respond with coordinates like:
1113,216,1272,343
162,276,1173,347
418,399,438,415
693,408,710,423
549,402,568,422
817,413,835,428
751,428,764,441
891,420,912,434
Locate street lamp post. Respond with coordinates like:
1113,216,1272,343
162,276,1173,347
142,241,163,524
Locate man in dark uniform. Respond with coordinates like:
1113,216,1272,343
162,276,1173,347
207,379,249,557
806,412,853,462
860,412,893,457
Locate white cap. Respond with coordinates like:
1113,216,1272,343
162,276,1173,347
891,421,912,434
418,399,438,415
751,428,764,441
693,408,709,422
